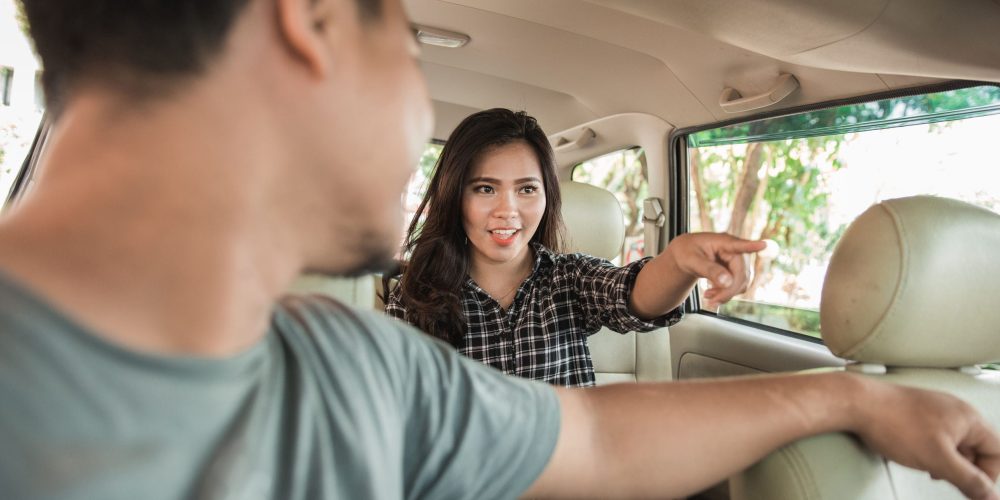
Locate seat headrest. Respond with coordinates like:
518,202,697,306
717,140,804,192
559,181,625,260
821,196,1000,367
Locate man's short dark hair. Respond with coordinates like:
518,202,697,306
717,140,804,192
20,0,382,115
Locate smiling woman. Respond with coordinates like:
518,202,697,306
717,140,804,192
384,108,765,387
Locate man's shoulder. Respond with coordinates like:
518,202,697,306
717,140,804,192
271,293,447,374
273,293,413,343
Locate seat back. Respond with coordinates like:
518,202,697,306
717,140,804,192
560,181,672,384
287,274,376,309
732,196,1000,499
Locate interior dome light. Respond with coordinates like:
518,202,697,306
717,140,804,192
413,25,470,48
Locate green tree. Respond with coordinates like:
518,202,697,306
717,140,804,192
15,0,29,37
418,143,442,178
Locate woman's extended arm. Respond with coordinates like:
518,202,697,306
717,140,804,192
629,233,765,320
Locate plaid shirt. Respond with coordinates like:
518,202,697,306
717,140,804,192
385,244,681,387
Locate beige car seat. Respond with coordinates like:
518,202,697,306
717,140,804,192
288,274,376,309
560,181,672,384
731,196,1000,499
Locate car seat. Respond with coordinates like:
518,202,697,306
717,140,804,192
731,195,1000,499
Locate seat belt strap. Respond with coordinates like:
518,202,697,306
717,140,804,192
642,197,666,255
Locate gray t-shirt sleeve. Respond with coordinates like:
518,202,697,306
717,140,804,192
397,324,561,499
282,296,561,499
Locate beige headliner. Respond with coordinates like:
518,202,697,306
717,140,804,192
405,0,1000,140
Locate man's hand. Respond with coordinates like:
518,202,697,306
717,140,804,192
666,232,766,308
853,381,1000,500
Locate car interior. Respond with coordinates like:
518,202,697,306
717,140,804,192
2,0,999,498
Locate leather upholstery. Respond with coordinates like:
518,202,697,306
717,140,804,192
559,181,627,260
559,181,672,385
822,196,1000,367
732,196,1000,499
287,274,375,309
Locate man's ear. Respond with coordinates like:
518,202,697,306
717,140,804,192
275,0,337,78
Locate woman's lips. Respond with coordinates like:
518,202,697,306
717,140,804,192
489,229,518,246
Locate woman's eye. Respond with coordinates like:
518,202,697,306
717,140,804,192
474,185,494,194
521,185,539,194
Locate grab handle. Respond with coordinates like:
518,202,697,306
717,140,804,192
719,73,799,113
553,127,596,153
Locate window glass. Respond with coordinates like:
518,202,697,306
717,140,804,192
398,142,442,252
572,147,648,264
1,0,44,206
687,85,1000,339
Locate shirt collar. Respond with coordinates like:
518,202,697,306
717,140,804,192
529,242,556,273
464,242,555,290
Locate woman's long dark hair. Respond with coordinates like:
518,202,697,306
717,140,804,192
393,108,564,346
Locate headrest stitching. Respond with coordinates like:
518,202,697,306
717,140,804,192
837,203,910,362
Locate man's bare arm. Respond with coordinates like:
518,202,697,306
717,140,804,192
524,372,1000,499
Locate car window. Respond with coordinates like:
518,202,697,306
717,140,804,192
0,0,44,208
685,84,1000,339
397,142,442,253
571,147,648,264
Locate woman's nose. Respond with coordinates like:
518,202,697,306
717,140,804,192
492,191,518,218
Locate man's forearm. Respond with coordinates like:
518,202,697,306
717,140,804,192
528,372,863,499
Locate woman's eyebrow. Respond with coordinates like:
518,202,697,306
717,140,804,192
467,176,499,184
466,176,542,184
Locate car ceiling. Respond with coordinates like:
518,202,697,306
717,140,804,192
405,0,1000,140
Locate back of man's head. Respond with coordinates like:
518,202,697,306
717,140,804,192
20,0,383,115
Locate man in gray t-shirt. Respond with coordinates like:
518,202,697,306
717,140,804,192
0,284,558,499
1,0,998,498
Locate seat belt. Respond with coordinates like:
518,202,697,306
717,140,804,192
642,197,666,256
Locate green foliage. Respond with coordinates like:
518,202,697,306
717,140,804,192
418,143,443,178
719,300,821,339
14,0,29,38
693,134,847,280
760,136,845,274
691,86,1000,147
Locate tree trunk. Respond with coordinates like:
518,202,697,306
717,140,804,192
743,215,782,300
689,152,715,232
742,164,770,240
727,142,766,237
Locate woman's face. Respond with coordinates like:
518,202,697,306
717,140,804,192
462,141,547,269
